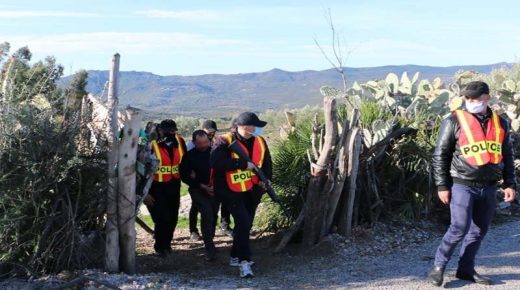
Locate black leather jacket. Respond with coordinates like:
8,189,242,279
432,108,516,191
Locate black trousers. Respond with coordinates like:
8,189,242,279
189,188,219,250
217,185,263,261
191,193,233,233
189,203,199,233
146,179,181,252
220,201,231,226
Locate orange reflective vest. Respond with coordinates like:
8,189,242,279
454,110,505,167
221,133,267,192
151,135,185,182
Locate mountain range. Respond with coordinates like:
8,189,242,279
60,63,511,118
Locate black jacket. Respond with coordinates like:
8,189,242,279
210,132,272,192
180,147,211,189
432,108,516,191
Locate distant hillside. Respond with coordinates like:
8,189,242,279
59,63,511,118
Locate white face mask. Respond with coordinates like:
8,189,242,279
465,100,485,114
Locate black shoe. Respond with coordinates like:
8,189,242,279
428,266,444,287
205,246,216,262
155,249,168,258
455,270,491,285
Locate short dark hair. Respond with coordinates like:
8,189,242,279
145,121,156,133
202,120,218,132
159,119,177,131
192,129,208,143
461,81,490,99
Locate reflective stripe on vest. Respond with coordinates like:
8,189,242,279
222,133,267,192
151,135,185,182
454,110,504,167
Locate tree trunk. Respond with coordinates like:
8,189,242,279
105,53,120,273
323,109,359,234
117,107,141,274
78,95,92,154
338,127,362,236
274,207,305,253
302,97,337,247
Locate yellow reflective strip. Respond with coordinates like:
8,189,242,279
224,133,232,143
151,140,161,162
493,112,500,141
492,112,501,163
224,133,240,158
256,136,266,168
456,110,484,165
456,111,475,143
152,140,163,182
176,134,184,159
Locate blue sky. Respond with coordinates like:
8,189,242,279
1,0,519,76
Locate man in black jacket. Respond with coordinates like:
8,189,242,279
187,120,219,242
210,112,272,278
180,130,218,261
429,81,516,286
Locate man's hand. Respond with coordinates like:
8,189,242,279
259,179,272,191
246,162,256,171
144,195,155,207
201,184,214,196
504,188,516,203
438,190,450,205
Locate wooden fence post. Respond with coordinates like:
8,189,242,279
105,53,120,273
118,107,141,274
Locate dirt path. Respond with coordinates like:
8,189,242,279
140,216,520,289
3,217,519,289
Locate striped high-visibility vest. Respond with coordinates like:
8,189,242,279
151,135,185,182
221,133,267,192
454,110,505,167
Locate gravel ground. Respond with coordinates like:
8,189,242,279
2,217,519,289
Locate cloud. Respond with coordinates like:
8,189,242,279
4,32,247,54
0,10,100,18
134,9,224,21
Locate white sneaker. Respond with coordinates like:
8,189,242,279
230,257,255,267
239,261,254,278
229,257,240,267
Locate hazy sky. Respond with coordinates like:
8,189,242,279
1,0,519,76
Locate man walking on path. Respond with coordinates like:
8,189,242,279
181,130,219,261
187,120,219,241
429,81,516,286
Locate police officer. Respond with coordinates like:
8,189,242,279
210,112,272,278
219,119,237,237
144,119,187,257
429,81,516,286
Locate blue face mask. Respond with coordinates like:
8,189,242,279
253,127,263,136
